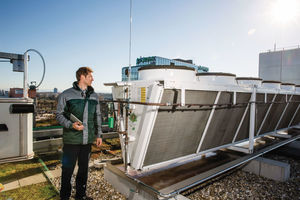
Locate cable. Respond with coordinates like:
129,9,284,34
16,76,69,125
25,49,46,89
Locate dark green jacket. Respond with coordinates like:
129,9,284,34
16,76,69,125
56,81,102,144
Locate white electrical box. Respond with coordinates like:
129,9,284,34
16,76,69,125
0,98,34,163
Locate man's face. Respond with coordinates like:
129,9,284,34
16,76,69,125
81,72,94,86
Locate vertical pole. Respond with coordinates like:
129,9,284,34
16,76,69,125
23,52,28,98
249,86,256,153
288,104,300,127
181,88,185,106
128,0,132,81
125,104,129,172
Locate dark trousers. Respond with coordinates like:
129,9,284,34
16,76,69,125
60,144,91,200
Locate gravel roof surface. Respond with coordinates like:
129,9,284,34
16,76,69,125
52,148,300,199
186,153,300,200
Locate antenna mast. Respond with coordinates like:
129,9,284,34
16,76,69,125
128,0,132,81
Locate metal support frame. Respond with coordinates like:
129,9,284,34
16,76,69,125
0,51,27,98
256,94,277,136
0,50,44,99
248,87,257,153
0,52,24,60
196,91,221,153
269,132,291,138
233,91,236,105
275,95,293,130
232,103,249,143
105,132,300,199
132,85,164,170
227,145,251,154
288,104,300,127
264,93,267,103
23,52,28,98
181,88,185,106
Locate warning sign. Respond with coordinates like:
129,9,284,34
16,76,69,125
141,87,146,103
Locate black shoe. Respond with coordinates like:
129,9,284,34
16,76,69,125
75,196,93,200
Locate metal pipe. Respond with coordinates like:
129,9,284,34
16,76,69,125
275,95,293,130
264,93,267,103
249,86,256,153
232,103,249,143
23,52,28,98
233,91,236,105
25,49,46,88
196,91,221,153
158,105,247,112
288,104,300,127
100,100,247,107
256,94,277,136
100,99,295,107
181,88,185,106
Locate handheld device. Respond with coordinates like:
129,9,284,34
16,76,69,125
70,113,82,125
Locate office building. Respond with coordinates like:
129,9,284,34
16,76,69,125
122,56,209,81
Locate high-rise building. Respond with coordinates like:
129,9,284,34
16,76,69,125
54,88,58,93
122,56,209,81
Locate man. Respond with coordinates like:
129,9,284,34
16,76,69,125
56,67,102,200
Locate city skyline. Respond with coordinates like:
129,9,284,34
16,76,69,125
1,0,299,93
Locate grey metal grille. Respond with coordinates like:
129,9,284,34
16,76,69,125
143,90,217,166
277,95,300,129
260,94,286,134
200,92,251,151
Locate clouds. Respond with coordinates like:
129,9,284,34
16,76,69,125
248,28,256,35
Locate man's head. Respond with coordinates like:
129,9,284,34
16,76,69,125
76,67,94,87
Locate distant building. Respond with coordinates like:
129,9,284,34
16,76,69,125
9,88,36,98
259,47,300,84
98,93,113,100
9,88,23,98
54,88,58,93
122,56,209,81
0,90,9,98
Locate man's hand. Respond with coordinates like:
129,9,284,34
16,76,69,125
72,122,84,131
96,138,102,148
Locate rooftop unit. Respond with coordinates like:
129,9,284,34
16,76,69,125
0,50,45,163
104,65,300,199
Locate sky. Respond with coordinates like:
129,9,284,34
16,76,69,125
0,0,300,93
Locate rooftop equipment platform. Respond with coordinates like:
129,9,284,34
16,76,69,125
105,129,300,199
104,66,300,199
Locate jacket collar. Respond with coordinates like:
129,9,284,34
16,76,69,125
72,81,94,98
